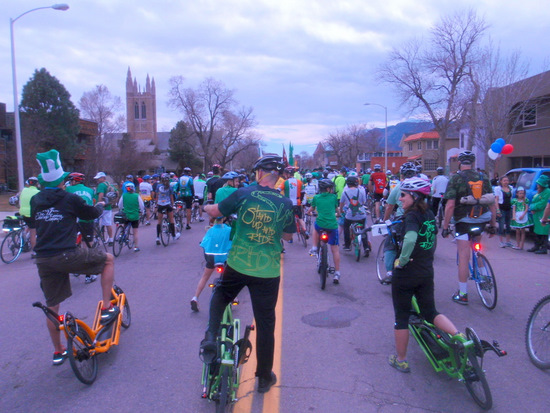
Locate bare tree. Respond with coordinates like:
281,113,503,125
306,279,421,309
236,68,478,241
324,124,374,167
378,9,488,165
168,76,259,170
78,85,125,174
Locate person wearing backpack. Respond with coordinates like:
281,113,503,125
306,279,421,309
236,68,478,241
94,172,115,246
340,175,369,254
441,151,497,305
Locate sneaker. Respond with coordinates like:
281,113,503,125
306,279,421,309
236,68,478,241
512,245,521,250
343,246,351,251
108,241,113,247
175,232,181,240
527,246,538,252
186,225,191,230
333,273,340,284
257,371,277,393
451,291,468,305
499,242,507,248
304,231,310,240
145,221,150,226
134,247,140,252
191,298,199,312
85,274,98,284
505,242,514,248
309,247,318,256
388,354,410,373
535,249,548,255
199,333,217,363
287,239,293,243
199,218,205,222
100,305,120,325
383,271,393,284
156,237,161,245
52,350,68,366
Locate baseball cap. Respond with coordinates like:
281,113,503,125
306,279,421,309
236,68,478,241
94,172,106,179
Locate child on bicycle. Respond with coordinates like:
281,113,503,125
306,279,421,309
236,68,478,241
307,179,341,283
389,177,460,373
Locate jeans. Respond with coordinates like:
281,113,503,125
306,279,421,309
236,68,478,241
497,209,512,236
343,217,368,249
207,265,280,380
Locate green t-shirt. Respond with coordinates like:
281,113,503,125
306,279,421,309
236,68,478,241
215,185,238,204
121,192,141,222
361,173,371,186
67,184,95,223
218,185,295,278
333,175,346,200
19,186,40,217
95,181,113,210
311,192,338,229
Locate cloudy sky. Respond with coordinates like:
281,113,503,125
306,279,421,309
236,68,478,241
2,0,549,155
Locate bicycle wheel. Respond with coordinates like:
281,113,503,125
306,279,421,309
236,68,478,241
113,225,124,257
160,219,171,246
216,368,230,413
305,215,312,234
297,228,307,248
67,328,98,385
126,225,134,249
1,231,23,264
376,240,386,283
463,352,492,410
354,235,361,262
319,244,328,290
121,297,132,329
474,253,498,310
525,295,550,369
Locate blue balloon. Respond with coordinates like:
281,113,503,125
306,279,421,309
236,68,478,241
495,138,506,146
491,142,503,153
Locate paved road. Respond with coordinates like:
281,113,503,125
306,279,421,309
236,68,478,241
1,216,549,412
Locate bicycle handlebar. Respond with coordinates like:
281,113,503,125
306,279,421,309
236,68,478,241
32,301,62,329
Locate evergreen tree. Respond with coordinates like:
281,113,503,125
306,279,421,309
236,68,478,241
168,121,202,172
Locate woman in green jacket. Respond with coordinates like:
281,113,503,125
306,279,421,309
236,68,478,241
527,175,550,254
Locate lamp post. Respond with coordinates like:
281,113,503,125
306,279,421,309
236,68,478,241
10,4,69,192
364,102,388,172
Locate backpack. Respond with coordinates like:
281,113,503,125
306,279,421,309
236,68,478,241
458,171,488,218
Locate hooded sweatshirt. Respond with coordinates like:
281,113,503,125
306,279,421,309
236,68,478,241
30,188,103,257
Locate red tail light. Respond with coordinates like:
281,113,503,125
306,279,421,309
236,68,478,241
216,266,224,273
58,315,64,323
76,233,82,244
474,242,481,252
320,233,329,242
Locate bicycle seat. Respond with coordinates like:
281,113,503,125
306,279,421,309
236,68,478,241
468,226,483,237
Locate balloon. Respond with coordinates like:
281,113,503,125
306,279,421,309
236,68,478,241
491,142,504,153
501,144,514,155
495,138,506,146
488,149,499,160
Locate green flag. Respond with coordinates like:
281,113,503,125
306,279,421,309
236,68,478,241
289,142,294,166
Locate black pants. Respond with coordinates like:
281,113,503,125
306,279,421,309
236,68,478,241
207,265,280,380
534,234,548,251
343,218,369,249
391,275,439,330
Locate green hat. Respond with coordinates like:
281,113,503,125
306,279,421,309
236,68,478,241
36,149,69,187
536,175,549,188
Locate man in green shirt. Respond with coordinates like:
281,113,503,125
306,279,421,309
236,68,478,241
118,182,145,252
333,168,346,201
361,169,371,190
19,176,40,253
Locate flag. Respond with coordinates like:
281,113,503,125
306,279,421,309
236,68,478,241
289,142,294,167
282,144,288,166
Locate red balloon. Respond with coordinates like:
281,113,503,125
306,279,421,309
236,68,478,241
501,144,514,155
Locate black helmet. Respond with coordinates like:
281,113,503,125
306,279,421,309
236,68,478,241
253,155,284,173
318,178,334,192
436,166,444,175
458,150,475,165
400,162,417,179
346,176,359,186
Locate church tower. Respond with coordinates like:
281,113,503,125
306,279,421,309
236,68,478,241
126,67,157,145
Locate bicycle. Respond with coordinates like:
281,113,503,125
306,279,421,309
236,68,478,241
461,226,498,310
174,200,185,232
349,221,372,261
33,285,131,384
304,211,315,234
90,219,107,251
191,197,202,223
1,215,31,264
372,220,402,285
311,230,335,290
525,294,550,369
113,214,134,257
201,271,253,412
160,216,173,246
408,295,507,410
294,212,308,248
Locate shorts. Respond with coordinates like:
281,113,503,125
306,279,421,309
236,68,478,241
36,248,108,307
293,205,303,219
143,200,152,208
195,198,204,206
373,193,384,202
22,215,36,229
157,204,174,214
78,221,94,244
129,220,139,229
180,196,193,209
314,222,339,245
455,221,488,241
99,209,113,227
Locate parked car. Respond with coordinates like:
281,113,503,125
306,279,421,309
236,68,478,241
505,168,550,202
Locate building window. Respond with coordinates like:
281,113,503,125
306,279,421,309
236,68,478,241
427,141,432,149
408,143,412,151
134,102,139,119
424,159,438,171
460,133,465,148
433,140,438,149
141,102,146,119
417,142,422,150
522,105,537,127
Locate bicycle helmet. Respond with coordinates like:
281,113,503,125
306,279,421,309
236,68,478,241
346,175,359,186
347,171,358,177
416,164,423,173
160,173,170,181
367,168,372,173
27,176,38,185
143,174,151,180
400,162,417,179
305,173,313,180
386,170,392,175
458,150,475,165
183,167,191,174
68,172,85,183
436,167,444,175
318,178,335,192
125,182,135,191
252,155,284,173
126,174,133,180
373,164,381,171
152,174,159,179
284,166,295,174
222,171,239,180
400,177,431,197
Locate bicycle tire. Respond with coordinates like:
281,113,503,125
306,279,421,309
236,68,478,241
298,229,307,248
474,253,497,310
376,240,386,283
67,328,98,385
121,296,132,329
160,219,171,246
216,368,230,413
319,244,327,290
305,215,312,234
525,294,550,369
113,225,124,257
126,225,134,249
463,351,492,410
1,231,22,264
354,235,361,262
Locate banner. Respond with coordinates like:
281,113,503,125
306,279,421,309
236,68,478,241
282,145,288,166
289,142,294,167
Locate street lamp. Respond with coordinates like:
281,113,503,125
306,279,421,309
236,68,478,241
10,4,69,192
364,102,388,172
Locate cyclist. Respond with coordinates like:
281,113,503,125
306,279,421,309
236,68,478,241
308,179,341,283
215,171,239,203
153,173,180,244
416,164,428,180
388,177,459,373
31,150,119,366
200,154,295,394
340,174,369,255
139,174,153,225
192,173,207,222
175,167,195,230
118,182,145,252
94,172,115,246
122,174,134,193
206,164,224,203
431,167,448,218
369,164,387,223
361,168,371,192
18,176,40,255
302,173,318,206
442,150,497,305
279,167,308,238
333,168,347,201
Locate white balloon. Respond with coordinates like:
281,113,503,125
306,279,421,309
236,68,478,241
488,149,499,160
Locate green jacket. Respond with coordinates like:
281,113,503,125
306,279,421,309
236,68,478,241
530,188,550,235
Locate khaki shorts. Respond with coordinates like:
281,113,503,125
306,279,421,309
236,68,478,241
36,248,107,307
